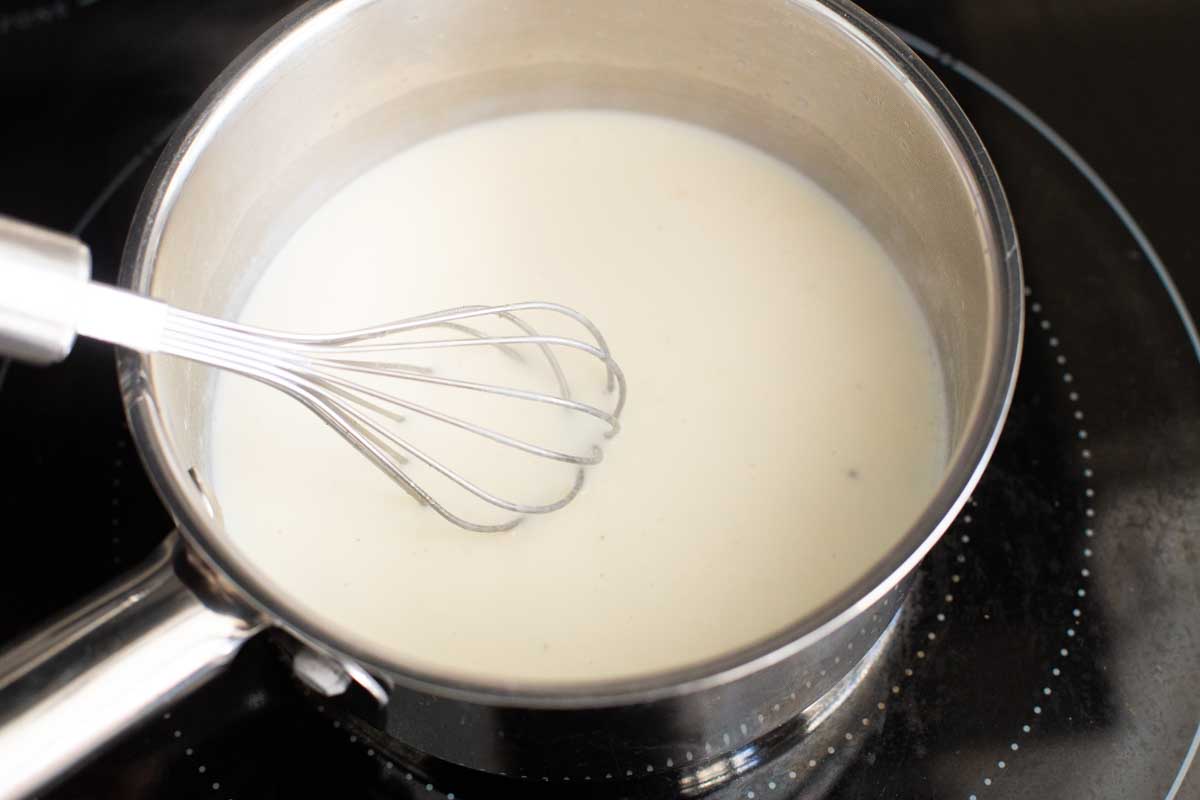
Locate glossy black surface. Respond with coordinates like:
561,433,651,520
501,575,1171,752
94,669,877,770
1,1,1198,798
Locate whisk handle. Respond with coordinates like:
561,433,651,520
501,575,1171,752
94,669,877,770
0,215,168,364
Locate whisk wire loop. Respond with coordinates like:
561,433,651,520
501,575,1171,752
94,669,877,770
158,303,625,532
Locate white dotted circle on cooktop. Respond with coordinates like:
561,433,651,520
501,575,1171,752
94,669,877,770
892,25,1200,800
161,710,230,797
961,288,1098,797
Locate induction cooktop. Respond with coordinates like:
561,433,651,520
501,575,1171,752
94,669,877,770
1,1,1197,798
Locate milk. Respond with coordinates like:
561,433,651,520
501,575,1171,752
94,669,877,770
209,110,948,684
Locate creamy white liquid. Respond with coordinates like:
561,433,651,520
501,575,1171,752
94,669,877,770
209,110,948,684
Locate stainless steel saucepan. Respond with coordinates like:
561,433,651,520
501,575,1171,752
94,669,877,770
0,1,1022,797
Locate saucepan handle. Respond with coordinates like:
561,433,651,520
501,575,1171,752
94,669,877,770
0,533,264,800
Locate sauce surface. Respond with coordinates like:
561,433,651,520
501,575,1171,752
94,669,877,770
209,110,948,683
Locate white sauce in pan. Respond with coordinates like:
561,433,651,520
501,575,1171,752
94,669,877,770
209,110,948,684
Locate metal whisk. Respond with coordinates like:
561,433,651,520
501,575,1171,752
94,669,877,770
164,302,625,532
0,217,625,532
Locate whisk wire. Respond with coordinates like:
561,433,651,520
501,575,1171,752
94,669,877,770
157,302,625,532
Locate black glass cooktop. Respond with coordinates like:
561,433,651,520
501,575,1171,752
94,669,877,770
2,1,1198,798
